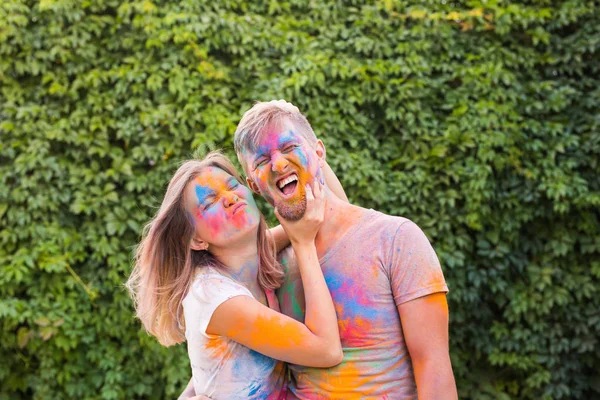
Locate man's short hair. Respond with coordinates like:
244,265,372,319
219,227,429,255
233,100,317,169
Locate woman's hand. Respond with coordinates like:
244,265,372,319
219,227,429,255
274,179,325,246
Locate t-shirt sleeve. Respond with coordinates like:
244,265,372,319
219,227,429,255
188,273,253,337
388,220,449,306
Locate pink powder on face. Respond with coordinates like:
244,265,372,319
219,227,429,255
189,168,260,245
244,128,320,220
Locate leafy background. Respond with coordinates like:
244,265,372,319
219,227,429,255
1,0,599,399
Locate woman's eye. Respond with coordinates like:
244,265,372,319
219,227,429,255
256,159,267,168
283,145,296,152
204,200,215,209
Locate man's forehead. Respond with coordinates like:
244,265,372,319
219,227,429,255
251,128,303,155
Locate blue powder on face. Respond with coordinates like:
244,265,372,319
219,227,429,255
253,130,305,164
195,184,215,206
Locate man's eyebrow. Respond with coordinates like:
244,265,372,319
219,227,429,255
251,134,300,162
279,134,301,145
253,151,267,162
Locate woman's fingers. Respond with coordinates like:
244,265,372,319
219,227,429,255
313,178,322,200
305,183,315,202
274,206,282,222
315,182,325,200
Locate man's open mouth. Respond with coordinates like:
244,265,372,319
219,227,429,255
276,173,299,196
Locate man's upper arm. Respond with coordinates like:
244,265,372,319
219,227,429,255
388,220,448,307
388,220,456,398
388,219,451,364
397,293,450,361
398,293,457,399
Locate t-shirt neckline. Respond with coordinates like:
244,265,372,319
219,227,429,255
318,208,376,265
203,266,272,308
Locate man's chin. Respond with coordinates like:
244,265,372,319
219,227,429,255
276,200,306,221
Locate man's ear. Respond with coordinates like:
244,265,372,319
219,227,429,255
315,139,326,166
190,235,209,251
246,177,261,195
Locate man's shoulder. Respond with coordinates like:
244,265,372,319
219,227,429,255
360,208,414,233
355,210,435,251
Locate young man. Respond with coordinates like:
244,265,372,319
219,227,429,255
183,100,457,399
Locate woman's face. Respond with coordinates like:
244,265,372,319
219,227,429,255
184,167,261,249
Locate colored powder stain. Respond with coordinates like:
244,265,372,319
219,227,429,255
248,314,304,349
325,273,381,320
224,312,305,351
324,271,384,341
288,285,305,322
193,184,257,239
228,348,276,398
278,253,305,322
247,382,260,396
195,184,214,206
280,253,290,267
421,292,449,315
231,207,255,230
254,129,298,157
307,357,405,398
291,296,305,322
294,145,309,170
204,338,231,361
193,183,226,236
279,290,304,323
228,261,256,282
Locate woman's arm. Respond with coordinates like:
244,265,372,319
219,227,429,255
267,161,348,253
207,290,341,367
208,181,342,367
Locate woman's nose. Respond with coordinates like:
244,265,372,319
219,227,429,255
222,191,239,207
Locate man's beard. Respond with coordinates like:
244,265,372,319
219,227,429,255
276,195,307,221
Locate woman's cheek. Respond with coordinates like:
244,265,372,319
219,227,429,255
200,207,227,237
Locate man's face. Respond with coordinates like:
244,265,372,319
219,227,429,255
242,121,323,221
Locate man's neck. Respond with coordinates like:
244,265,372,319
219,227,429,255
314,190,365,257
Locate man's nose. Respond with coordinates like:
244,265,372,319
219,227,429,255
271,152,289,173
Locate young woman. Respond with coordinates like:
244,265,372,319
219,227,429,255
127,152,344,399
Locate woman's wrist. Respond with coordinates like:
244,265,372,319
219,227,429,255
291,240,317,253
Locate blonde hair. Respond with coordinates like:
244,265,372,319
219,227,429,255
234,100,317,169
126,151,283,346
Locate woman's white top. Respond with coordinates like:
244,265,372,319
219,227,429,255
182,267,287,400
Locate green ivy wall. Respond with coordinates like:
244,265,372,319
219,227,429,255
1,0,598,399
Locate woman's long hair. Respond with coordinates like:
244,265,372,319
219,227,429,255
126,151,284,346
